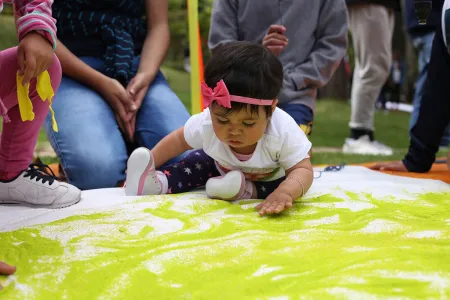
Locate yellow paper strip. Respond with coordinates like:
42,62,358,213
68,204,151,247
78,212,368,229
16,73,35,122
16,71,58,131
187,0,201,115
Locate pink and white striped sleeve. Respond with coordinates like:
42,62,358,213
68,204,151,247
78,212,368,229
11,0,57,50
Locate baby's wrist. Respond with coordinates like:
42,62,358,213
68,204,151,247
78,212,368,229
274,187,293,199
285,176,305,197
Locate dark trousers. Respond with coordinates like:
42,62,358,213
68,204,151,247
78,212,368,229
159,150,285,199
404,18,450,172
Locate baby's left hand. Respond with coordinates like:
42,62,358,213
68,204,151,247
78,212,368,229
17,32,54,86
256,191,293,216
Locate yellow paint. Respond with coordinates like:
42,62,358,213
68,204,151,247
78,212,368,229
16,71,58,132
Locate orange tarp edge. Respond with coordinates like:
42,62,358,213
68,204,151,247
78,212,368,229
355,157,449,184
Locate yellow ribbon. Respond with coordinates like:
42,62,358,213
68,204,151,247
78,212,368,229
16,71,58,132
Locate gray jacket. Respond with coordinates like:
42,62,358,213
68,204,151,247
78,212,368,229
208,0,348,111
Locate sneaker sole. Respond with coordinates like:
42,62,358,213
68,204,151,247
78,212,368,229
125,148,154,196
0,193,81,209
342,146,393,156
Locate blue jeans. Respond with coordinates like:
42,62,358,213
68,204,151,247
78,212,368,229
44,57,191,190
410,32,450,146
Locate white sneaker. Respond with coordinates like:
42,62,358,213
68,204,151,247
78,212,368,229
343,135,393,156
206,170,246,200
0,164,81,209
125,147,165,196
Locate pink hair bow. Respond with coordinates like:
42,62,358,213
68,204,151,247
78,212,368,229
201,80,232,109
201,80,275,108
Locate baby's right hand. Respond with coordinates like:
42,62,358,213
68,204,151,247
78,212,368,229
262,25,288,56
0,261,16,289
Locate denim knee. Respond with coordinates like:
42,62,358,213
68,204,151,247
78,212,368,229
64,154,126,190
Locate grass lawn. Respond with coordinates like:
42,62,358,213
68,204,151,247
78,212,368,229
1,14,446,167
0,13,17,51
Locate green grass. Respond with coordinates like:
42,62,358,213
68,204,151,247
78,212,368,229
1,13,446,167
161,67,191,108
311,101,411,149
0,14,18,50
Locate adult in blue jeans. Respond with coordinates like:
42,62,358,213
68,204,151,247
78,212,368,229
44,0,190,190
405,0,450,147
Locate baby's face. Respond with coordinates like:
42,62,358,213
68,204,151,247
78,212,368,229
210,105,270,154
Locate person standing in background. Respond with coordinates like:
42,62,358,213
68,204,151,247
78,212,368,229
372,0,449,172
208,0,348,136
405,0,450,148
343,0,401,155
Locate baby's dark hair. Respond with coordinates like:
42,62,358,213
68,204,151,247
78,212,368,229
204,41,283,118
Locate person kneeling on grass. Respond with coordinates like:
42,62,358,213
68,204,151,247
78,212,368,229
372,0,450,173
125,42,314,216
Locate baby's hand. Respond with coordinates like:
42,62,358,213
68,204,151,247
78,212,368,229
17,32,54,86
256,191,293,216
0,261,16,289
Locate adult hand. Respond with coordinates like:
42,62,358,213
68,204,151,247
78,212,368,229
255,191,293,216
99,77,137,140
262,25,288,57
121,72,154,142
17,32,54,86
0,262,16,289
126,72,153,112
371,161,408,172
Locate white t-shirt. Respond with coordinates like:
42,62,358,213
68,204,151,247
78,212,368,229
184,107,311,181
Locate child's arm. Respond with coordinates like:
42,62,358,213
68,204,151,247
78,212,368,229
151,127,193,169
256,158,313,216
11,0,57,85
276,159,313,200
12,0,57,49
149,110,206,168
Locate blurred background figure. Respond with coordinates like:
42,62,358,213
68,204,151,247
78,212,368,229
208,0,348,136
373,0,450,172
405,0,450,148
343,0,401,156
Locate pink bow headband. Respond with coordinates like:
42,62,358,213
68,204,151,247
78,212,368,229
201,80,274,109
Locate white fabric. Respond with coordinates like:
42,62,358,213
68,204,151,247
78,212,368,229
1,166,449,232
184,107,311,181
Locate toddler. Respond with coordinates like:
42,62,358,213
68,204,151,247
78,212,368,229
125,42,313,216
0,0,80,208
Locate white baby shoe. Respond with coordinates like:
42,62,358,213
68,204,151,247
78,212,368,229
125,147,166,196
206,170,246,200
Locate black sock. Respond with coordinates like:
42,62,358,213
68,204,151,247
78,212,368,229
350,128,374,141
